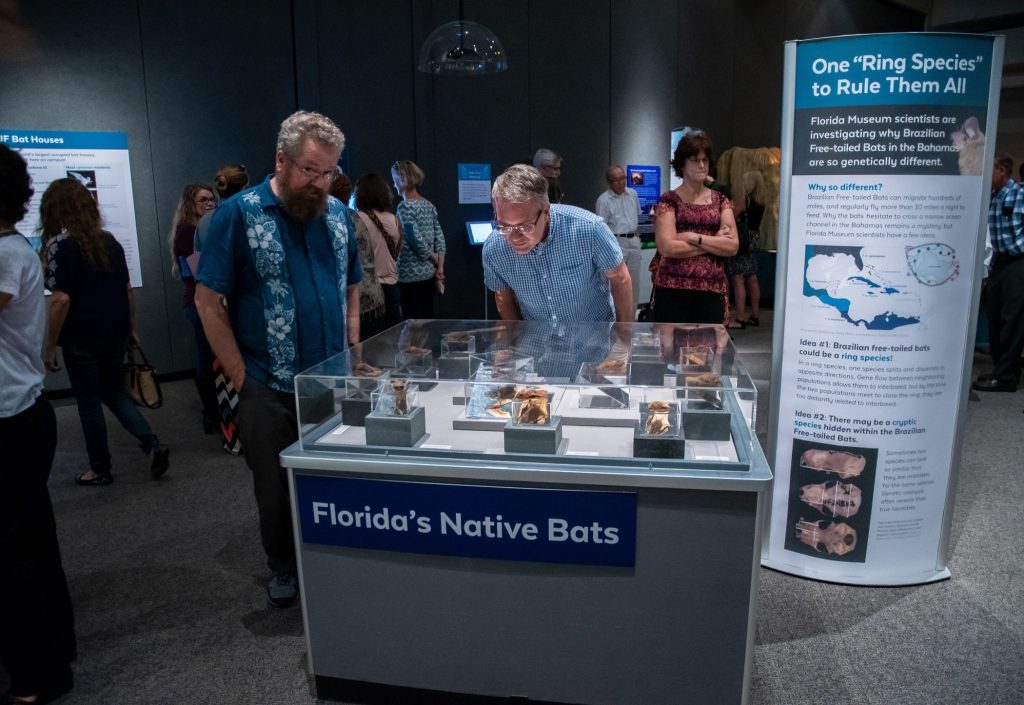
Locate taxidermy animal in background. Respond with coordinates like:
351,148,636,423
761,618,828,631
951,116,984,176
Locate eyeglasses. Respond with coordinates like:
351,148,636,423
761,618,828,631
286,157,337,184
492,209,544,236
197,196,216,204
686,157,710,166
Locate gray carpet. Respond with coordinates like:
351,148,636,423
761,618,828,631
3,314,1022,704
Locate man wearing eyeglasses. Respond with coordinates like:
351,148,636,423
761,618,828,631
195,111,362,608
484,164,633,323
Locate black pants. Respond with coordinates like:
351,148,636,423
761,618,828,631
0,396,76,697
986,258,1024,385
237,378,299,575
183,302,219,426
652,286,726,324
400,278,436,320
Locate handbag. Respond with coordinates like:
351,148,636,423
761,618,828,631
735,210,752,256
637,256,662,322
123,344,163,409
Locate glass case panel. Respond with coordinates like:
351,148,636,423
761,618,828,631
295,320,757,471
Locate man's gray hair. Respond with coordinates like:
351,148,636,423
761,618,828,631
277,111,345,158
605,165,625,182
532,148,560,168
492,164,550,206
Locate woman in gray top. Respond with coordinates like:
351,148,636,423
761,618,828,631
392,160,446,319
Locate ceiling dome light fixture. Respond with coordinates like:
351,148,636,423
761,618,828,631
418,1,507,76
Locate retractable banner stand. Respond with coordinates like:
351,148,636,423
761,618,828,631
764,33,1003,585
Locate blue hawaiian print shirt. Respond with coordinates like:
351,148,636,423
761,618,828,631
197,177,362,390
483,204,623,323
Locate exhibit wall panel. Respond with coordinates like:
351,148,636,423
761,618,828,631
314,0,417,184
731,0,787,149
676,1,737,152
138,0,296,372
528,0,612,211
609,0,678,178
406,0,531,319
0,0,168,379
784,0,924,41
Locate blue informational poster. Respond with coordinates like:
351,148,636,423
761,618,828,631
625,164,661,235
1,129,143,285
295,474,638,567
764,33,1001,586
458,162,492,204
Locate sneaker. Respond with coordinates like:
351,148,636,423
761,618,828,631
267,572,298,608
150,445,170,479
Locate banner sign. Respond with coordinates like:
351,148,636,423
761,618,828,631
764,33,1000,585
1,129,143,286
626,164,661,235
458,162,492,205
296,475,638,567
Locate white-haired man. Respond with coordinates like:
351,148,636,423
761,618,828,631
596,165,642,308
533,148,564,203
196,111,362,607
484,164,633,323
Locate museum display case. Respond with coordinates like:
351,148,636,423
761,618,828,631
293,320,758,469
282,320,771,705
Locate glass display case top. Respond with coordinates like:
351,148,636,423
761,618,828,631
294,320,757,471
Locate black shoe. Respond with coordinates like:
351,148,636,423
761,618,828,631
150,445,170,479
267,572,298,608
971,378,1017,393
75,471,113,486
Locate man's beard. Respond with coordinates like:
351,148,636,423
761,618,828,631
280,182,328,221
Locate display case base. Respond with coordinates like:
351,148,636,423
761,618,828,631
339,396,372,426
633,422,686,459
504,415,563,455
682,409,732,441
437,354,479,380
364,406,426,447
315,676,583,705
628,360,667,386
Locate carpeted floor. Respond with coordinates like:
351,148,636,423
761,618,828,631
2,312,1022,704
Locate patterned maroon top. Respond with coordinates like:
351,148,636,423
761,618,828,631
651,189,731,296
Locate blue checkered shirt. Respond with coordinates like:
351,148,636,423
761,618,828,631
989,179,1024,256
483,205,623,322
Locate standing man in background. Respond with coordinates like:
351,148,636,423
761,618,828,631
196,111,362,608
596,165,642,313
973,151,1024,393
533,148,565,204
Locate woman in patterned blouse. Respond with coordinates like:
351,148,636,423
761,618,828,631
391,160,446,319
651,133,739,323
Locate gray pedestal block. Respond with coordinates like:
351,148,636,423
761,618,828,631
504,415,563,455
364,405,426,447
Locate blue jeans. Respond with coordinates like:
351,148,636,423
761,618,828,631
183,302,218,425
63,339,159,474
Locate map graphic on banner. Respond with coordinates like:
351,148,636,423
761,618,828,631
803,245,924,330
0,129,143,286
764,32,999,585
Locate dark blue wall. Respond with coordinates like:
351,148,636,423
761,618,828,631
0,0,924,379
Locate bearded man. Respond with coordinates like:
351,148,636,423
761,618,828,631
196,111,361,607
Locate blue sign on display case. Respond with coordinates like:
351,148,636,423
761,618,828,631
296,475,638,567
